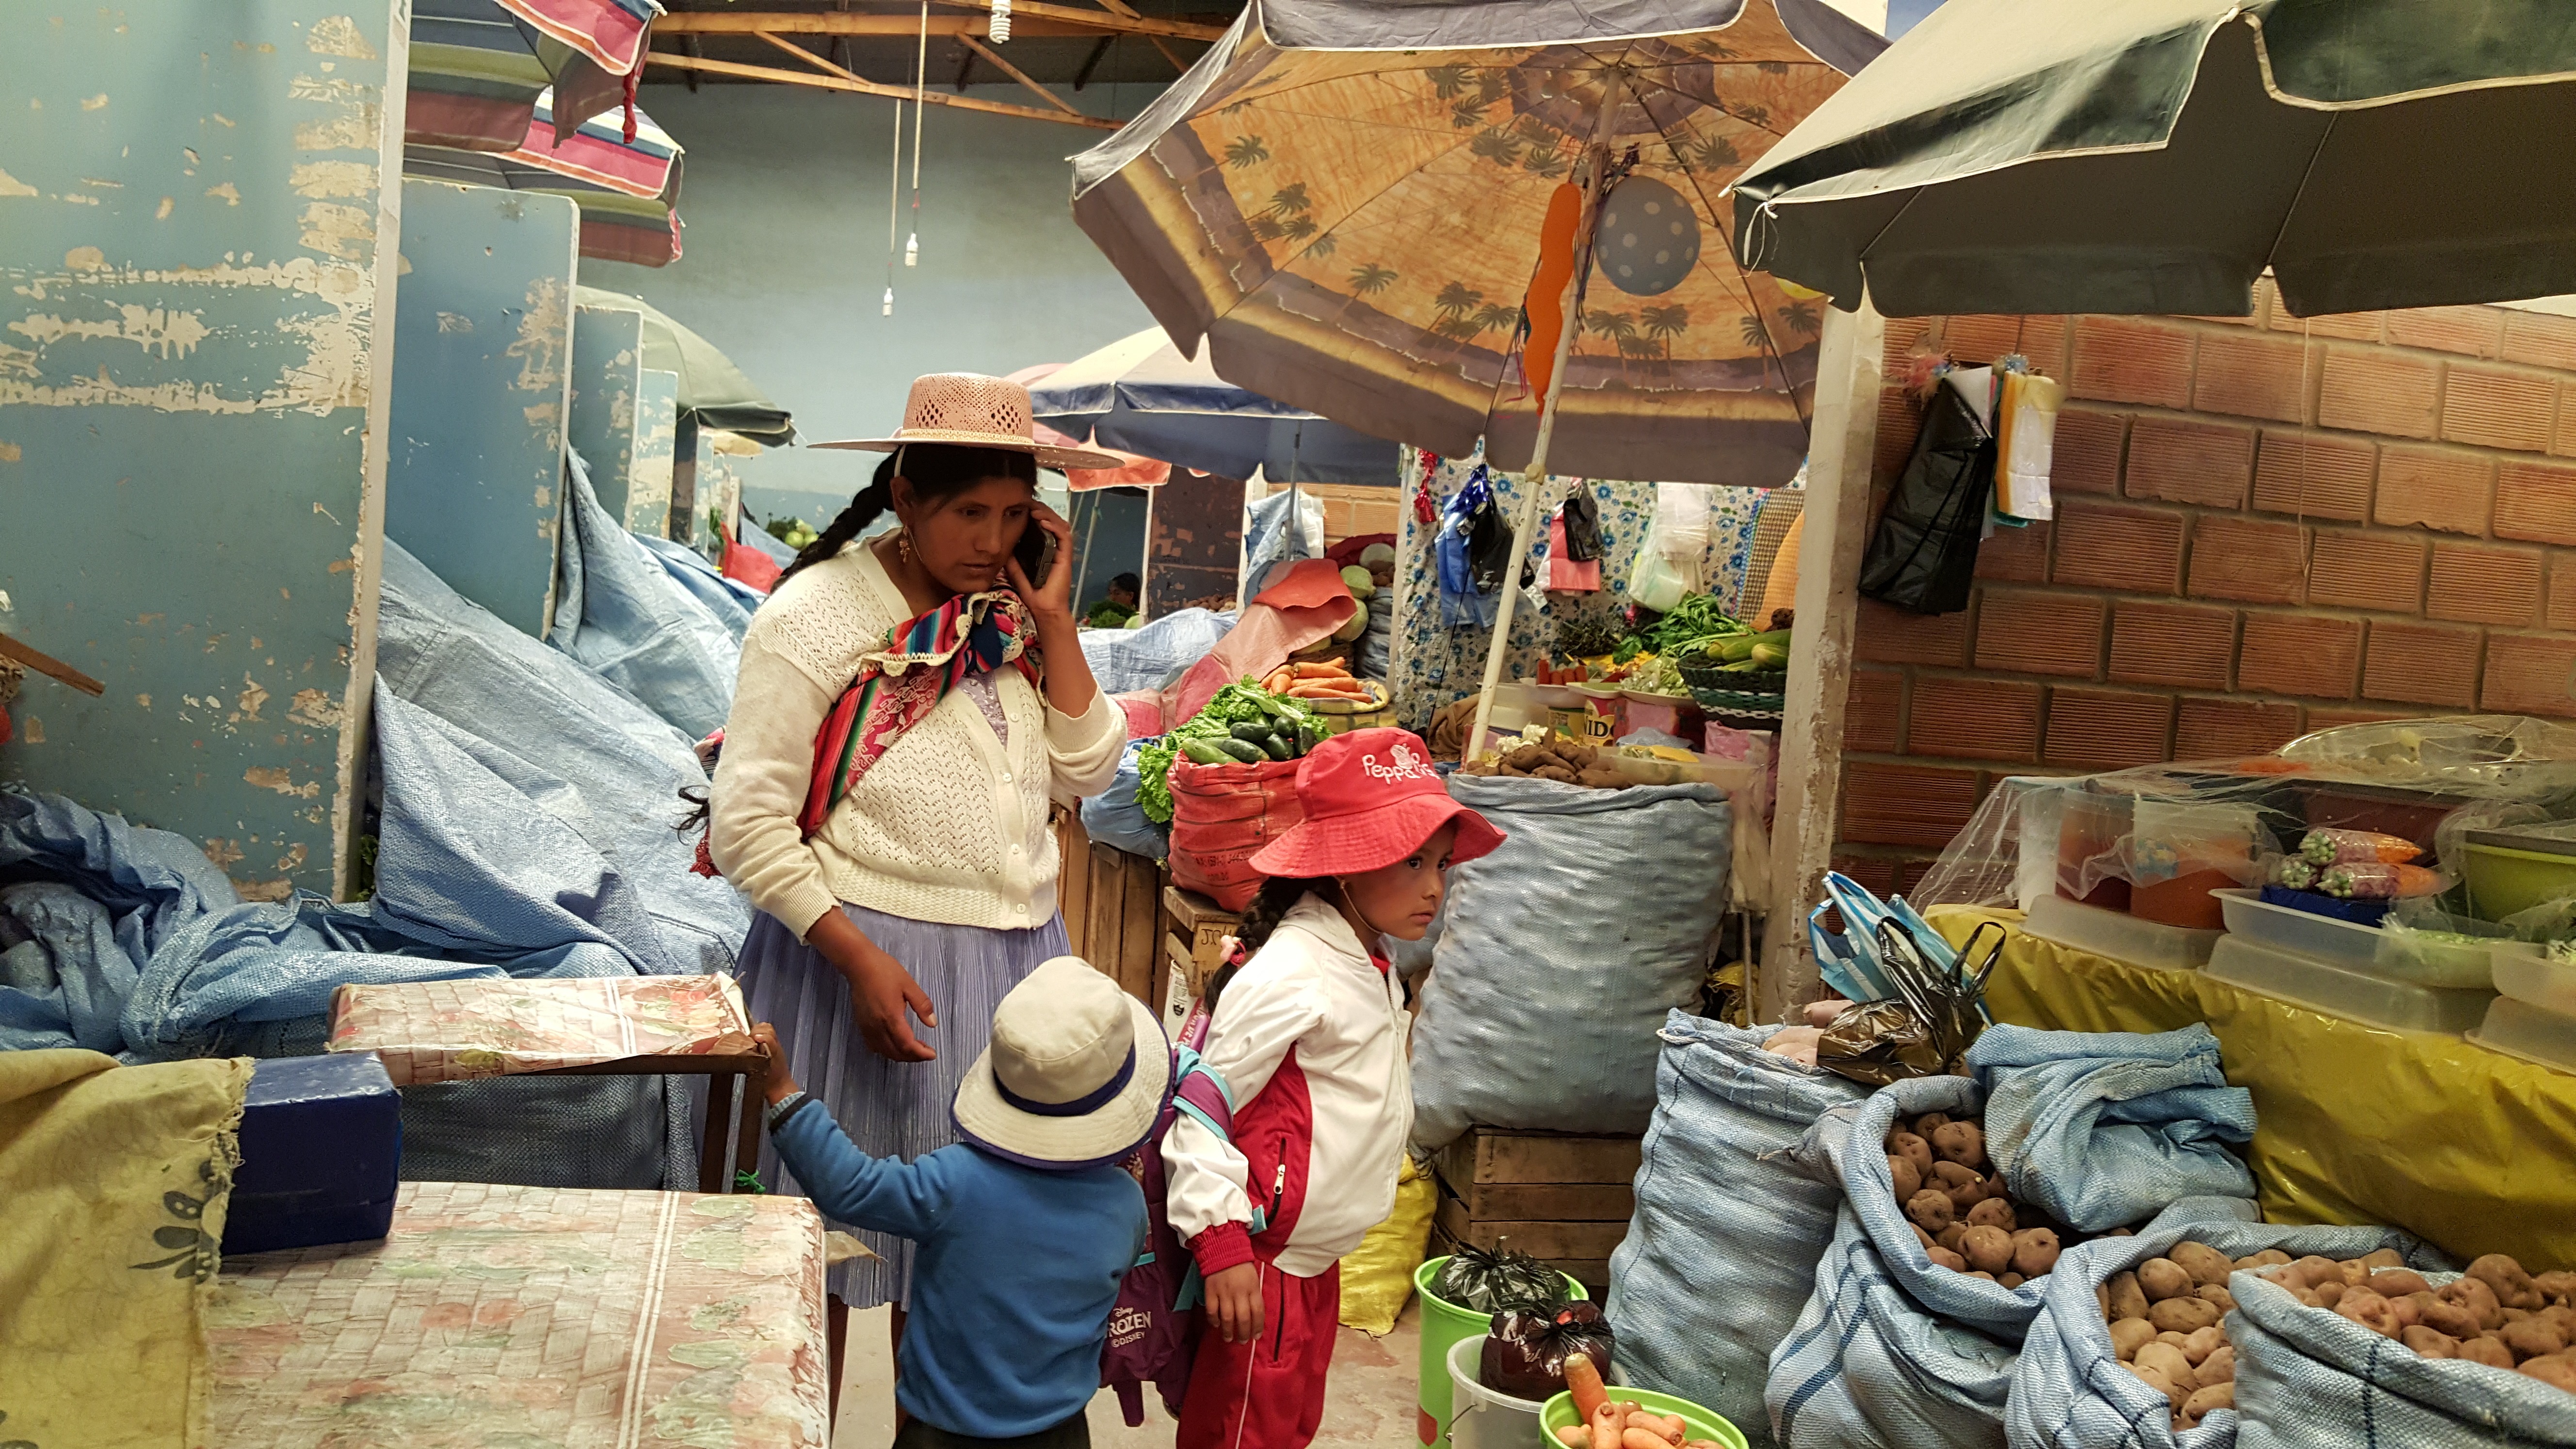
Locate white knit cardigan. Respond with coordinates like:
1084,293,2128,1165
708,543,1126,938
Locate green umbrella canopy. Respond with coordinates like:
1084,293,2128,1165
574,286,794,444
1729,0,2576,319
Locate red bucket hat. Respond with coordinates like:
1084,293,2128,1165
1247,727,1505,878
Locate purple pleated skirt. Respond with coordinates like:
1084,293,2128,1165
734,900,1069,1307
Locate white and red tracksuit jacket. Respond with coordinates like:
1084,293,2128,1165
1165,894,1412,1280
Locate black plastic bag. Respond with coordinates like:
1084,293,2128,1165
1433,1245,1569,1315
1562,490,1602,563
1482,1301,1615,1401
1859,376,1993,615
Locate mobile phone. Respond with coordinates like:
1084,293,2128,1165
1014,519,1057,589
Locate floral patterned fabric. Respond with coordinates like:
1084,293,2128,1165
205,1181,829,1449
1388,445,1780,730
326,975,754,1086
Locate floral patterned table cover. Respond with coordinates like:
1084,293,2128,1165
204,1181,829,1449
326,974,755,1085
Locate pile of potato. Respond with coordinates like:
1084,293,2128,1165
2257,1251,2576,1393
1884,1110,2072,1287
1462,741,1629,789
2100,1240,2251,1431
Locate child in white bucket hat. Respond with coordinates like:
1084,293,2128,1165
756,955,1168,1447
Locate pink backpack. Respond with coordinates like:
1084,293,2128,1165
1102,1002,1261,1425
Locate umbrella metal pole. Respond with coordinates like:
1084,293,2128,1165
1465,70,1624,757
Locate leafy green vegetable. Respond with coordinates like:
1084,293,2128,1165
1134,678,1322,823
1644,594,1747,658
1611,636,1643,665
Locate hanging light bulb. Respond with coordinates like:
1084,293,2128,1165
904,232,918,267
882,287,895,317
988,0,1011,43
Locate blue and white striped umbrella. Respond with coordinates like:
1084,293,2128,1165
1027,327,1402,486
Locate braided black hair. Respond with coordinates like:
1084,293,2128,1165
771,443,1040,593
1202,874,1335,1014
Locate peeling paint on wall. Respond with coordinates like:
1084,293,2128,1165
306,16,379,60
0,169,36,198
287,687,342,727
243,765,321,799
289,160,374,199
9,305,211,358
1,255,374,414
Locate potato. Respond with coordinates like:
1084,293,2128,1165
1906,1189,1956,1234
2289,1256,2343,1289
1931,1159,1981,1191
2417,1295,2482,1340
1932,1120,1988,1171
1913,1112,1953,1139
1911,1223,1935,1251
2109,1272,2150,1321
2459,1335,2517,1370
2195,1346,2236,1387
2126,1362,2184,1412
1961,1224,2014,1275
1889,1132,1935,1183
2502,1318,2568,1362
1888,1155,1923,1202
2389,1294,2422,1330
2156,1331,2190,1353
2196,1284,2238,1315
2170,1242,2233,1288
2002,1273,2026,1291
2472,1255,2543,1312
2535,1271,2576,1307
2314,1280,2347,1310
2335,1288,2402,1338
2250,1249,2293,1270
2403,1325,2461,1359
2370,1269,2432,1299
1938,1223,1970,1253
2441,1275,2506,1330
2181,1327,2225,1366
2505,1307,2537,1326
2098,1283,2114,1322
2334,1259,2369,1286
2013,1228,2062,1279
2110,1318,2159,1361
2182,1383,2234,1420
2134,1342,2195,1387
2520,1355,2576,1393
1968,1270,1998,1283
2550,1306,2576,1339
1967,1197,2018,1234
2150,1296,2222,1334
1928,1246,1968,1273
2138,1259,2195,1303
2358,1247,2405,1273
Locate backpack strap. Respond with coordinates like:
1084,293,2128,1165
1160,1048,1262,1313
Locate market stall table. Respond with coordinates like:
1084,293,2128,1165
205,1181,830,1449
1931,907,2576,1267
326,974,766,1194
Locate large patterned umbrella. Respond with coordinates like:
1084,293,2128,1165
1070,0,1882,489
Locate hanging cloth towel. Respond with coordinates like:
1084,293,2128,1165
1548,510,1601,592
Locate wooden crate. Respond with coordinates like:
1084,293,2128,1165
1152,885,1240,1037
1058,810,1165,1013
1430,1128,1642,1289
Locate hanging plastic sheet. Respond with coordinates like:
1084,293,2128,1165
633,532,761,642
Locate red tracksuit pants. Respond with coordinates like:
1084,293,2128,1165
1175,1261,1341,1449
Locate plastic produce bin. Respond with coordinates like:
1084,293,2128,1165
1414,1257,1588,1449
2469,995,2576,1071
2212,889,2495,989
2205,935,2495,1035
2026,895,2220,970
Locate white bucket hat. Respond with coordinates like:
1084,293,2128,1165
952,956,1171,1169
814,372,1123,470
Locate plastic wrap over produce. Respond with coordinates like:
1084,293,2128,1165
1078,607,1235,698
1916,716,2576,941
1606,1015,1870,1449
1968,1025,2256,1233
1081,739,1173,861
1408,776,1731,1149
2007,1208,2452,1449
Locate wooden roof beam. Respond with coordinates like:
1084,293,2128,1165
655,6,1226,42
644,48,1121,129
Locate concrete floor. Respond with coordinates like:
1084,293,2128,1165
831,1302,1426,1448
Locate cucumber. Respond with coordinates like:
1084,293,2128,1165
1231,721,1279,747
1178,739,1236,766
1297,722,1322,756
1216,738,1268,764
1259,731,1294,761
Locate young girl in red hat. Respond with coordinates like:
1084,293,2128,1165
1163,726,1504,1449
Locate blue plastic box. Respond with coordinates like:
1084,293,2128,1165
223,1051,402,1255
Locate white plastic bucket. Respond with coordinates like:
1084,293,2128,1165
1447,1335,1548,1449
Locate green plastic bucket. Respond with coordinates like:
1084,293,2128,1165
1538,1387,1747,1449
1414,1256,1589,1449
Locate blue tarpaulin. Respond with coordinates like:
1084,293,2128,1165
554,446,742,740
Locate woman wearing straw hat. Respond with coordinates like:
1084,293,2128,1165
708,374,1129,1340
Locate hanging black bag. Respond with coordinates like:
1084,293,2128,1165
1859,376,1994,615
1561,488,1602,563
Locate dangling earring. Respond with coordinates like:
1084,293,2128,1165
896,528,915,566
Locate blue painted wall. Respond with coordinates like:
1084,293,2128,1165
0,0,404,901
587,84,1163,515
385,180,575,638
630,366,679,536
567,301,644,520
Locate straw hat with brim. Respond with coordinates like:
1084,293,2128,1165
952,956,1172,1169
1247,727,1506,879
814,372,1123,471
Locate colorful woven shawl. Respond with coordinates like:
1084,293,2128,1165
795,588,1041,837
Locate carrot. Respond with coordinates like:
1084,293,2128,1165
1588,1403,1624,1449
1564,1353,1610,1421
1626,1412,1686,1444
1292,660,1349,678
1263,668,1295,693
1555,1430,1590,1449
1287,683,1370,699
1623,1429,1678,1449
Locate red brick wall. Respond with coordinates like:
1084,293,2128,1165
1836,289,2576,894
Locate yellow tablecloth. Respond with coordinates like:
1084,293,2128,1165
1930,907,2576,1268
